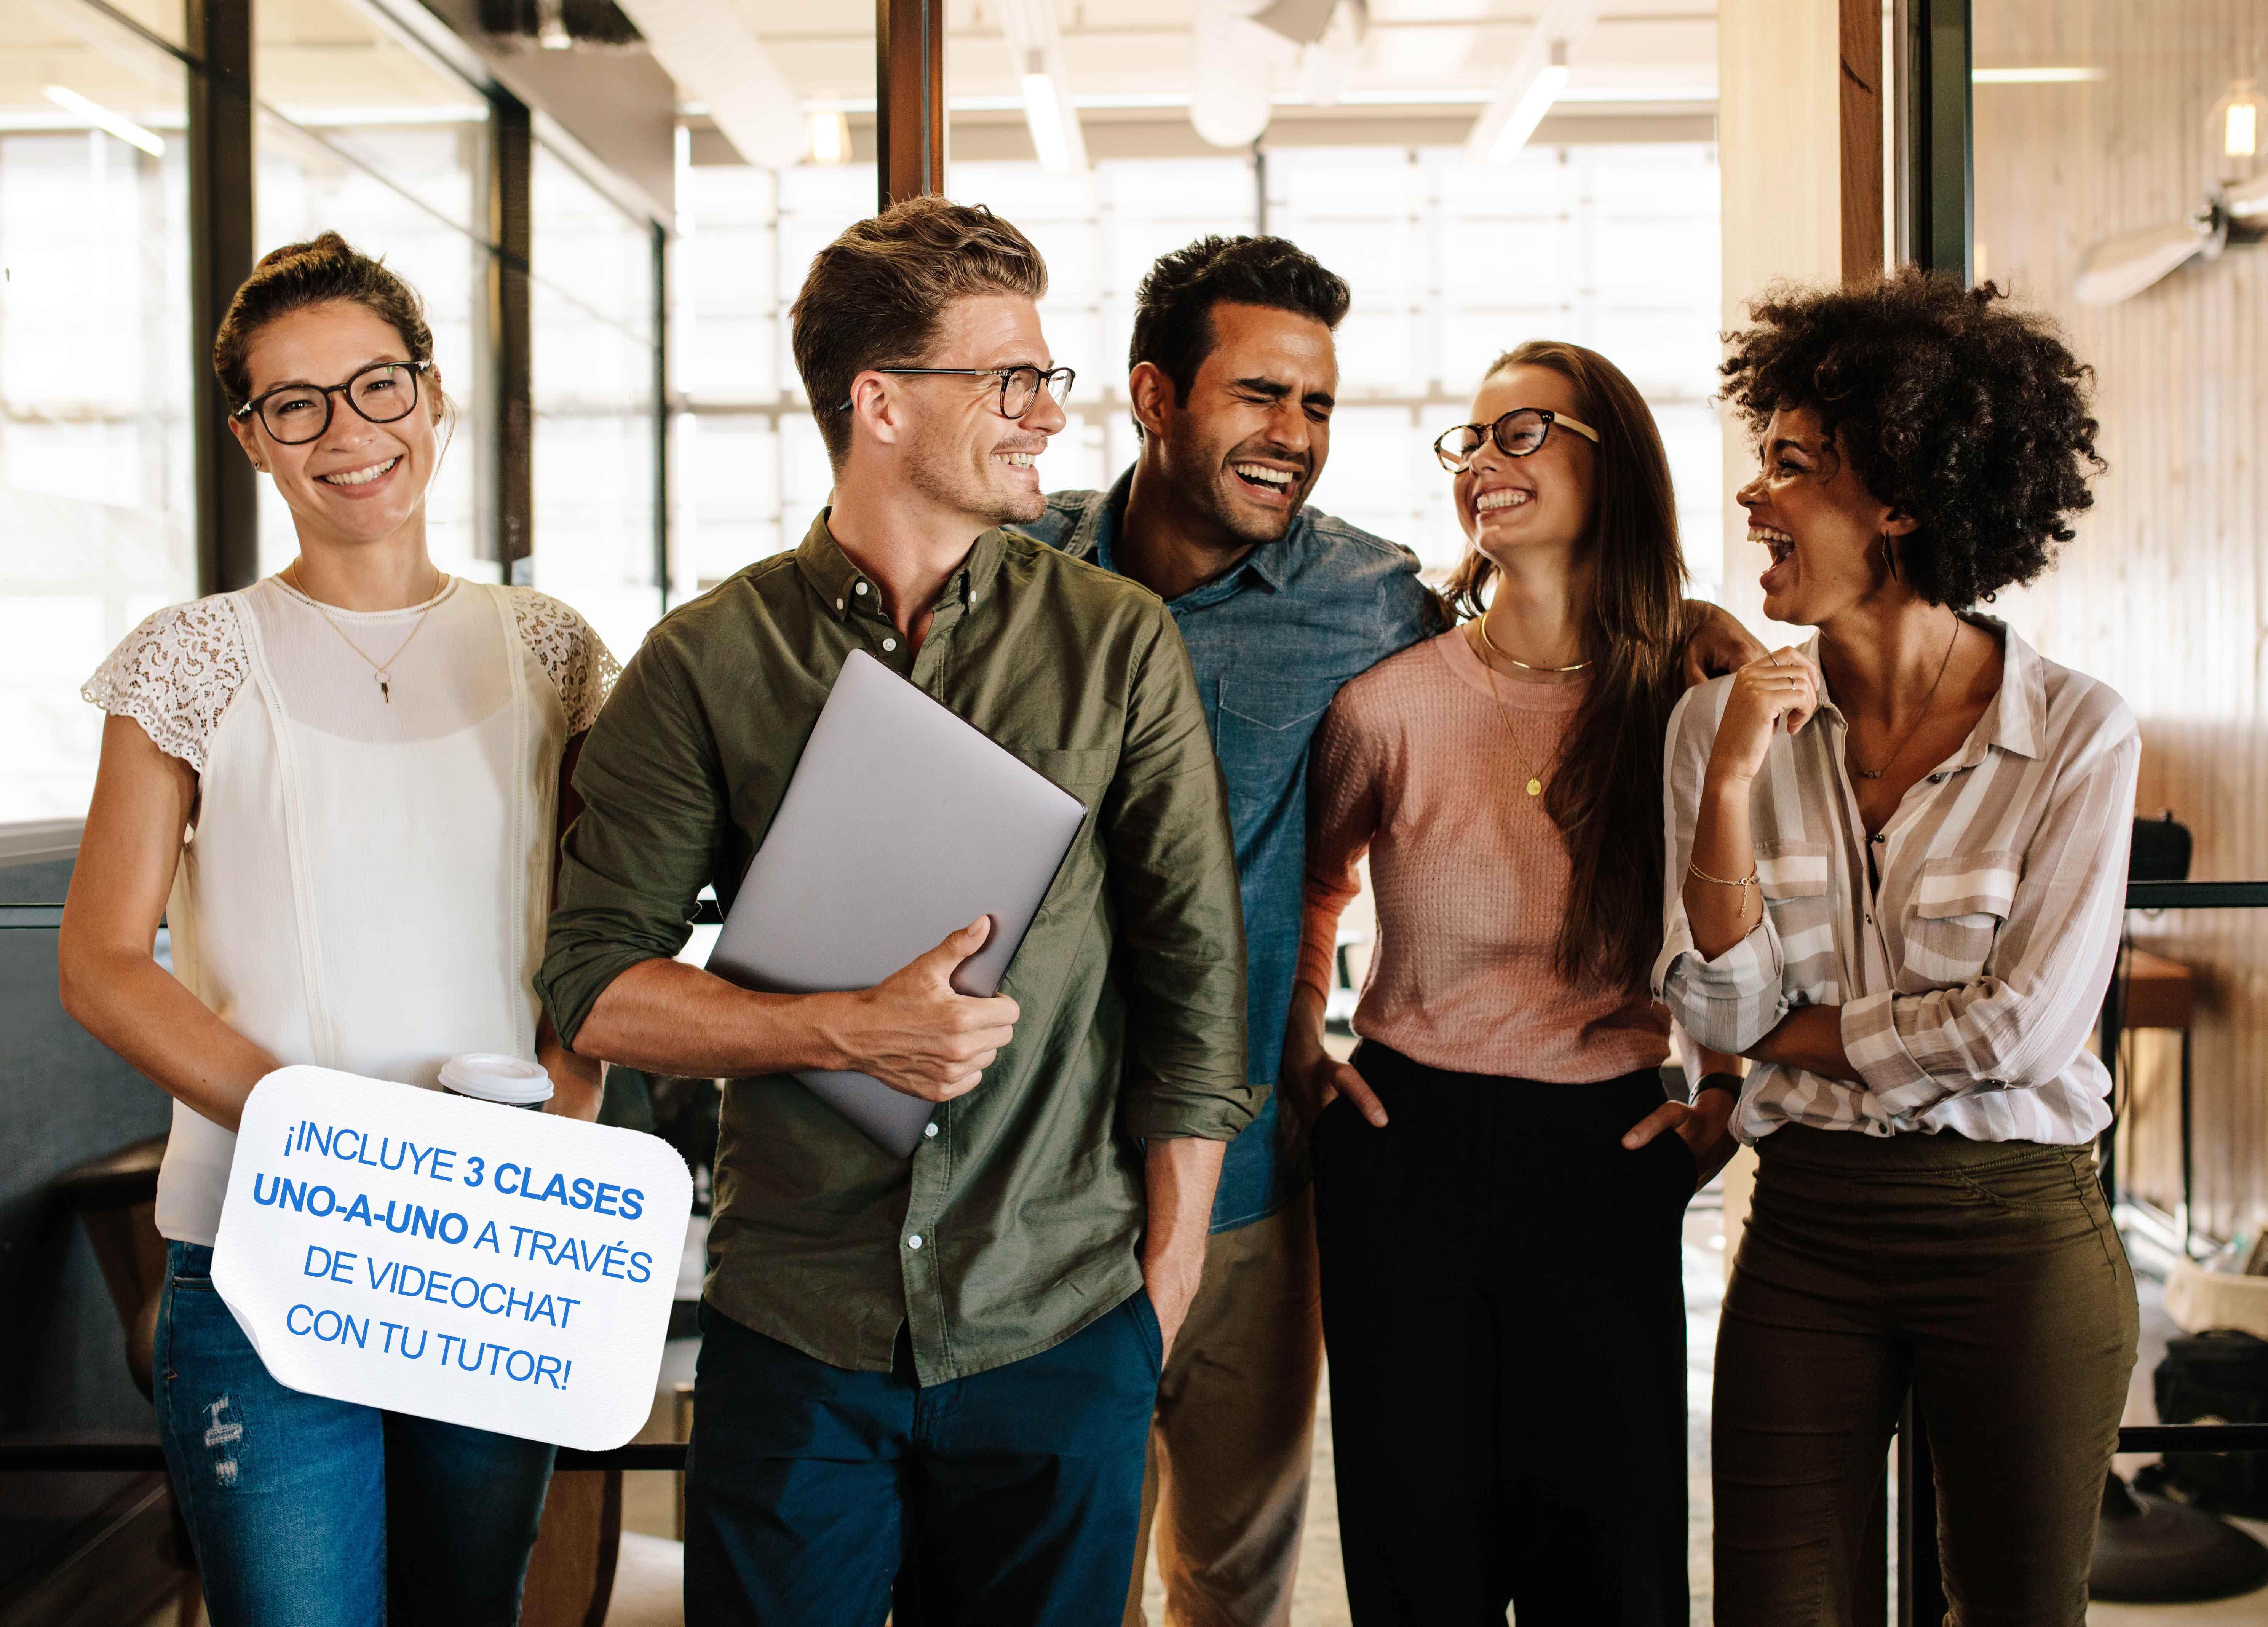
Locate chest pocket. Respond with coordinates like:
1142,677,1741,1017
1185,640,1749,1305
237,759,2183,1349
1756,840,1836,1000
1215,676,1338,820
1903,852,2020,986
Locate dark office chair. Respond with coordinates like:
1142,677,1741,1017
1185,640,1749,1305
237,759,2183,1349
2088,813,2268,1604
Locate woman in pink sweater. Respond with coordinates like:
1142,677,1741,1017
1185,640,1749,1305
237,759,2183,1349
1282,339,1739,1626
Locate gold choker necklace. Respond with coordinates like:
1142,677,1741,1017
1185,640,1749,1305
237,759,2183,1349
1477,613,1590,674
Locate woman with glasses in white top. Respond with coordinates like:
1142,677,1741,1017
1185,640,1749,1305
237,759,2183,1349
59,232,616,1627
1655,270,2139,1625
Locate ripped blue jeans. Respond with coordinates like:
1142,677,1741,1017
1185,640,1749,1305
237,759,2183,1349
155,1242,557,1626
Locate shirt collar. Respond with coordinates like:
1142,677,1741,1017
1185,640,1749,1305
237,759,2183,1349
1069,466,1299,596
1800,612,2045,767
794,507,1003,622
1968,615,2045,762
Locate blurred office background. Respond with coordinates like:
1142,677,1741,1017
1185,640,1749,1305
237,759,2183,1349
6,0,2268,1621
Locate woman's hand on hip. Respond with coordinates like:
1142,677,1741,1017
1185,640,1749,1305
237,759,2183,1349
1280,984,1388,1130
1622,1089,1739,1193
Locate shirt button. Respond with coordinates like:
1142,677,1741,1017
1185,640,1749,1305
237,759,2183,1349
883,637,898,652
835,598,845,611
906,1234,923,1250
854,581,869,596
922,1122,938,1139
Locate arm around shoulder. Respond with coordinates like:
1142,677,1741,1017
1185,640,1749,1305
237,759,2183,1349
1104,607,1254,1142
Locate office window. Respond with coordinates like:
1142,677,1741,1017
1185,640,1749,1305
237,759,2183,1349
254,0,494,581
529,142,661,662
672,142,1722,598
0,0,193,822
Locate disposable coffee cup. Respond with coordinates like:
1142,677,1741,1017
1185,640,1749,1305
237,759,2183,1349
438,1052,553,1110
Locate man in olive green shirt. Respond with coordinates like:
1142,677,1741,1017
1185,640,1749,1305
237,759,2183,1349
538,200,1252,1626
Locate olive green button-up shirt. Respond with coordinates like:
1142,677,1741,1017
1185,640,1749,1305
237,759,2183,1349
537,512,1253,1383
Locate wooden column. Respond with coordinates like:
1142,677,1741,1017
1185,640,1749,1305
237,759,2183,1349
1840,0,1885,283
875,0,947,208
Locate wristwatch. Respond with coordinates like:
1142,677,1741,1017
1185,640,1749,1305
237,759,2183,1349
1692,1071,1743,1104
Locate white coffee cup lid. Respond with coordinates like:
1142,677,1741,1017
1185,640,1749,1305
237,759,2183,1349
438,1052,554,1105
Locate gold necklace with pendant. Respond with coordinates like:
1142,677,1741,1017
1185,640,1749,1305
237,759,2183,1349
284,561,447,704
1469,622,1568,797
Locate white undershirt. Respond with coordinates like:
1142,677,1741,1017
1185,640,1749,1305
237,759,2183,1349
84,575,616,1243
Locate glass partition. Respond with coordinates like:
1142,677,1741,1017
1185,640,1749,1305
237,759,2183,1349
529,141,661,661
0,0,193,822
254,0,494,580
1970,0,2267,1239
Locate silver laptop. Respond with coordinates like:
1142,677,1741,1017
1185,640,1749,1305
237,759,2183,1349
706,650,1091,1156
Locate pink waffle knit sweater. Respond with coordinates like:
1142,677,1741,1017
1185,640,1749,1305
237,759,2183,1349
1296,626,1671,1083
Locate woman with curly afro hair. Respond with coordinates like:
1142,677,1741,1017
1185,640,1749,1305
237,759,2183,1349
1650,268,2140,1625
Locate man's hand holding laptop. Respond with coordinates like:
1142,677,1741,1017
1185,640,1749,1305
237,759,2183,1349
821,916,1020,1103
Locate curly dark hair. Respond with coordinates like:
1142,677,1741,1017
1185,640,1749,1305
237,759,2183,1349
1718,268,2104,608
1128,235,1349,432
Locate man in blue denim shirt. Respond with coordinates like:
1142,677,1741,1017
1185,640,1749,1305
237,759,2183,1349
1022,238,1761,1626
1017,236,1435,1627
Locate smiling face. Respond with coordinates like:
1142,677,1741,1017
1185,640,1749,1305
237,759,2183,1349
227,300,441,549
1140,301,1336,551
1737,404,1913,625
887,292,1064,529
1451,362,1596,572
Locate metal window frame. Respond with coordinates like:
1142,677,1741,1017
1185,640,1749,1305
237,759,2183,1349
185,0,256,594
1893,0,1974,279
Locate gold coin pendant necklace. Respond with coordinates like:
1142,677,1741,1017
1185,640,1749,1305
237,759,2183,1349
284,561,447,704
1472,615,1589,797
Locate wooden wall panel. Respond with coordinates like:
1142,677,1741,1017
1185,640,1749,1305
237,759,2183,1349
1974,0,2268,1239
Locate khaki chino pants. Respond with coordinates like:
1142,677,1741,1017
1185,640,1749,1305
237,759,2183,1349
1713,1125,2139,1627
1123,1188,1325,1627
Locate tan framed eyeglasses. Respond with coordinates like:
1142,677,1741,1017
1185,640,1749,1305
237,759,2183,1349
1432,407,1600,472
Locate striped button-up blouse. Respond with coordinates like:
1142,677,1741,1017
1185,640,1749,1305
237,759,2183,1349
1651,618,2139,1147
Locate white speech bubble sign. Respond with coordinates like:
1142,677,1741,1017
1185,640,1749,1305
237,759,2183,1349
211,1066,693,1451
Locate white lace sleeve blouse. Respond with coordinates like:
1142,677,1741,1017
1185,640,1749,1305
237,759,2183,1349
82,575,620,1244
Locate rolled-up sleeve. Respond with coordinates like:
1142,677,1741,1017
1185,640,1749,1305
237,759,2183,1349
536,632,728,1047
1104,607,1254,1141
1842,723,2139,1114
1651,682,1792,1054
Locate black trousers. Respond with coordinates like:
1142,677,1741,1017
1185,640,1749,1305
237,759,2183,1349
1312,1041,1694,1627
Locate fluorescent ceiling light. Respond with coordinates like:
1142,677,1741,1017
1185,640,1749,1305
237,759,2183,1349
1465,0,1598,164
1973,67,2105,84
998,0,1088,171
1022,69,1073,172
1487,43,1570,163
808,109,848,165
45,85,165,156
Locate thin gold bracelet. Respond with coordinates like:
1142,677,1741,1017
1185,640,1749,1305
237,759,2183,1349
1687,860,1759,905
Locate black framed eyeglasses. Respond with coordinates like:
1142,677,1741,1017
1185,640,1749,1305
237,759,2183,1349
235,359,433,445
1432,407,1601,473
836,364,1076,420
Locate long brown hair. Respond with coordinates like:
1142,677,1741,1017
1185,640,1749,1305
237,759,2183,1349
1443,339,1688,994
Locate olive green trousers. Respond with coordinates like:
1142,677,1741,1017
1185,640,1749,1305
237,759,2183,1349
1713,1125,2139,1627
